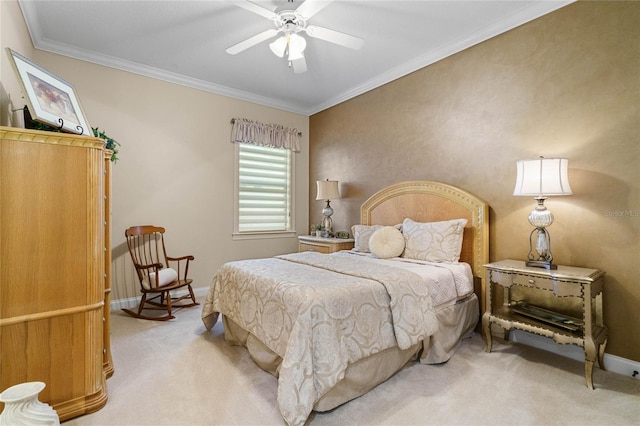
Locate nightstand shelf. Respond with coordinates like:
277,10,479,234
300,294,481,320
482,259,608,389
490,305,599,340
298,235,354,253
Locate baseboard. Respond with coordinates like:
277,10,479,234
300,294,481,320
110,286,209,310
509,329,640,380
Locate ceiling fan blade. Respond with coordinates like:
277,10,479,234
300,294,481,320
234,1,279,20
290,57,307,74
305,25,364,50
226,29,279,55
296,0,333,19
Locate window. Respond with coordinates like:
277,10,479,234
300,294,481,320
234,143,293,236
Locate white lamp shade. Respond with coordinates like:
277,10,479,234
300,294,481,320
513,157,572,197
269,36,287,57
288,33,307,61
316,180,340,200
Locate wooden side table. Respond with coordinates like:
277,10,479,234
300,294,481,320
298,235,354,253
482,259,607,389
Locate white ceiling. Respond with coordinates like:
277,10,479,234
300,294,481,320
18,0,573,115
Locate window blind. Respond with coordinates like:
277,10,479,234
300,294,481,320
238,144,291,232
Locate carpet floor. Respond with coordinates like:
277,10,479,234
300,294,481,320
65,300,639,425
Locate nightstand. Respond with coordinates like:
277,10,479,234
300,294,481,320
298,235,354,254
482,259,607,389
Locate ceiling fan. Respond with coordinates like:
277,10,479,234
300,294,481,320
226,0,364,73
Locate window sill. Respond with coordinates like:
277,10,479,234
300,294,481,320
232,230,297,241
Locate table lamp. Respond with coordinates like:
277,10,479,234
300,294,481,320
316,179,340,235
513,156,572,270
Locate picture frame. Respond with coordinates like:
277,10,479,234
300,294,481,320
6,48,91,136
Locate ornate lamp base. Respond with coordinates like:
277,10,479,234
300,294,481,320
526,199,557,270
321,199,334,234
525,259,557,270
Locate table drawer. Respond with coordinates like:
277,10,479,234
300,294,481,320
298,242,331,253
512,273,555,290
488,269,514,287
490,270,581,297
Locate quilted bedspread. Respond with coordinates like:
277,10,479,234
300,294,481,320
202,251,439,426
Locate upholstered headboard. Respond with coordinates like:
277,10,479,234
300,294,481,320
361,180,489,307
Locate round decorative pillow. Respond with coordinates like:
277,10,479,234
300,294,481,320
369,226,405,259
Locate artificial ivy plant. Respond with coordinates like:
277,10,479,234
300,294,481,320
92,127,120,163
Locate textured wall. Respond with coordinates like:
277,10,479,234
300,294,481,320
310,2,639,361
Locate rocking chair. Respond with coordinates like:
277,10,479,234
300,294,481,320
124,225,198,321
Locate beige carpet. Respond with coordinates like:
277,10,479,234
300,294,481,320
65,299,639,426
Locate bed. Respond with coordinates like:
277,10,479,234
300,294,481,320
202,181,489,426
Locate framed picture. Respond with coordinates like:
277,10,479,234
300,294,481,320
6,48,91,136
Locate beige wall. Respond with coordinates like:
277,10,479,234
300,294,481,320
310,1,639,361
1,0,309,304
0,0,36,124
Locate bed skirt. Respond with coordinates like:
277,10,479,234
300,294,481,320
222,293,479,412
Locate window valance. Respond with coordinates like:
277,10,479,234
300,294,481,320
230,118,301,152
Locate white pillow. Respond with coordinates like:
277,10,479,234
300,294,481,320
351,224,383,253
401,218,468,263
142,267,178,290
369,226,405,259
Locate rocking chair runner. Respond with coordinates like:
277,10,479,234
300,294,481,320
124,225,199,320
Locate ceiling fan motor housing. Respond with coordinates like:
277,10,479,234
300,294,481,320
276,11,306,34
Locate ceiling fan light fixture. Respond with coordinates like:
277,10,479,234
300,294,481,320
269,36,287,58
228,1,364,73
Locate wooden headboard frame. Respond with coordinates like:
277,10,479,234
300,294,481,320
361,180,489,306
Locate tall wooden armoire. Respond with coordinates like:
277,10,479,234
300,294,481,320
0,126,112,420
